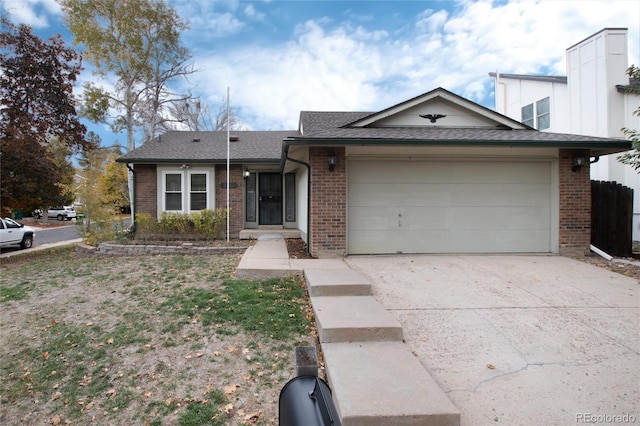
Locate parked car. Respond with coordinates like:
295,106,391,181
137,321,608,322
47,206,76,221
0,217,35,249
33,208,43,219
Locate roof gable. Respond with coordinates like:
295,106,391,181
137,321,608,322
348,87,529,129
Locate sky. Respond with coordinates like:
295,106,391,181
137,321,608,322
2,0,640,149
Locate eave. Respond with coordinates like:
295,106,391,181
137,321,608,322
282,137,631,157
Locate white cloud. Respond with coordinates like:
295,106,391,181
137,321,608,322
184,0,638,130
189,19,385,129
2,0,61,28
174,1,244,40
244,4,265,21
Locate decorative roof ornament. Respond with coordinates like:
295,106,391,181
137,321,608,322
420,114,447,123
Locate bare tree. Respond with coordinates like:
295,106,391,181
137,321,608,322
168,94,246,132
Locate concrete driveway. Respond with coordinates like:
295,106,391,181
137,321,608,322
346,255,639,426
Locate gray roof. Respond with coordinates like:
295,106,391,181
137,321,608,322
296,111,629,148
118,130,298,164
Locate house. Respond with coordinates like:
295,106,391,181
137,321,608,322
490,28,640,239
118,87,630,258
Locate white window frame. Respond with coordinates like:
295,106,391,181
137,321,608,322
163,172,183,212
159,167,215,215
187,170,210,212
536,97,550,130
521,103,534,128
522,97,551,130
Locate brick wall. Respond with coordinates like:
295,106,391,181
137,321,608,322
134,164,157,218
558,149,591,255
215,164,244,238
309,147,347,258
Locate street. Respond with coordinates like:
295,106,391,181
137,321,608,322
33,223,82,245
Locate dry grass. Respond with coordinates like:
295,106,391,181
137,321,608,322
0,247,318,425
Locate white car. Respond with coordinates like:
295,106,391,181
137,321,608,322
47,206,77,221
0,217,35,249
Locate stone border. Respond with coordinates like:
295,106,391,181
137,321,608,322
77,242,246,257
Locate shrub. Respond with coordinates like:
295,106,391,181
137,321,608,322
135,209,229,241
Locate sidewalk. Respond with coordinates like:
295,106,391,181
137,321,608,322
236,234,349,279
0,239,82,259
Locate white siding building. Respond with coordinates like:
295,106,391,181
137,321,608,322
491,28,640,241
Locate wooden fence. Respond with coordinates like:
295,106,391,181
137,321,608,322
591,180,634,257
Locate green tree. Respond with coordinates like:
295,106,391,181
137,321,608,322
76,148,117,242
618,65,640,170
101,149,129,211
0,18,88,213
60,0,193,218
60,0,192,149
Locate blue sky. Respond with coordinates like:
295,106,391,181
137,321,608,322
3,0,640,149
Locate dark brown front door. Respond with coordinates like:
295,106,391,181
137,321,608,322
259,173,282,225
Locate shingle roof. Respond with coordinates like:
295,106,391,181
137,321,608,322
118,130,298,163
291,111,630,156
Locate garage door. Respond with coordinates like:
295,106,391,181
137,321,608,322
347,159,553,254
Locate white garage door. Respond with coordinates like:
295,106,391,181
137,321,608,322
347,159,553,254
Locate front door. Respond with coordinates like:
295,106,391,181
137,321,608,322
259,173,283,225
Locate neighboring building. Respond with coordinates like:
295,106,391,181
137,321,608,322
118,87,629,257
491,28,640,240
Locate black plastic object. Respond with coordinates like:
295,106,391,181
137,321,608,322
279,376,341,426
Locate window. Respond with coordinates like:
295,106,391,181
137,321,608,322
536,97,550,130
165,173,182,211
522,97,551,130
285,173,296,222
521,104,534,127
162,169,212,213
189,173,207,211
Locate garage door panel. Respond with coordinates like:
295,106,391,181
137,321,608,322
451,184,550,207
349,183,452,207
451,207,550,230
349,206,451,231
350,161,551,185
349,230,451,254
347,159,554,254
350,183,550,208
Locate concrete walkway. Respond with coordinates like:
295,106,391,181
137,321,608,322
237,235,461,425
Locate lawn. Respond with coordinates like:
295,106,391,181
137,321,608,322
0,246,318,425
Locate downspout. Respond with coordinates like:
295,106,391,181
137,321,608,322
281,141,311,256
126,164,136,231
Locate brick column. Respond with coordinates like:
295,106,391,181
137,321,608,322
309,147,346,258
558,149,591,255
134,164,157,218
215,164,244,238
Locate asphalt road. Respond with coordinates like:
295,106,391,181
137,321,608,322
33,224,82,245
0,222,82,258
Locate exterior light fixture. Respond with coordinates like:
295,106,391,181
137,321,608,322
328,151,338,171
180,164,190,169
572,156,585,172
244,170,250,178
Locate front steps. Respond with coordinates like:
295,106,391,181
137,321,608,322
305,268,460,426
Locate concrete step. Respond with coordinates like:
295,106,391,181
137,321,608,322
239,229,300,239
323,341,461,426
305,268,372,296
311,296,403,343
